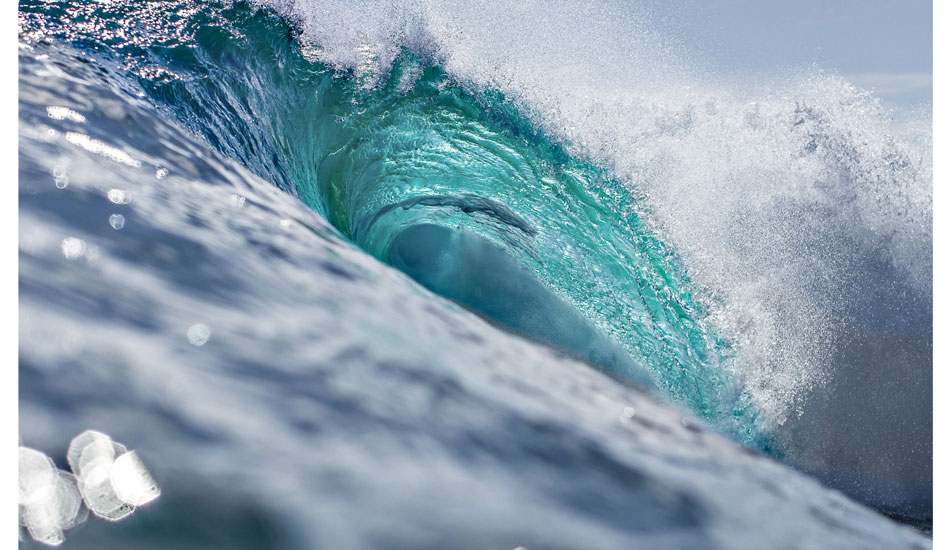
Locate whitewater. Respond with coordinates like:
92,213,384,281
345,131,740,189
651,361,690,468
18,0,931,547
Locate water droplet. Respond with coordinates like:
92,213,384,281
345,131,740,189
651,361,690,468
68,431,112,475
107,189,130,205
19,447,84,545
108,214,125,230
187,324,211,346
155,167,168,180
61,237,86,260
19,447,56,502
55,176,69,189
620,406,636,424
54,472,85,530
78,439,120,479
79,465,132,521
230,194,246,208
21,431,159,545
110,451,160,506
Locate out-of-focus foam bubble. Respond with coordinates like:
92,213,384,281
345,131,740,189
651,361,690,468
67,429,111,475
19,448,84,546
111,451,162,506
20,432,161,545
19,447,57,502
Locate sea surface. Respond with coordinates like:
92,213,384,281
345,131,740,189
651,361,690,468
18,1,932,548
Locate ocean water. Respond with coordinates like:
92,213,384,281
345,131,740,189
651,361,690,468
18,0,932,547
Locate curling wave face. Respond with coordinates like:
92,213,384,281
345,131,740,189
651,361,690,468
19,0,931,534
19,0,762,443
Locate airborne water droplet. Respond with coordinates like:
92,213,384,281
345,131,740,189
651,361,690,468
111,451,160,506
61,237,86,260
107,188,130,205
67,430,112,476
187,323,211,346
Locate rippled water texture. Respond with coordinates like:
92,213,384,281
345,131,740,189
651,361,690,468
19,0,931,547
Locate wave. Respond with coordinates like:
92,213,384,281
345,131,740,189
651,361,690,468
261,1,933,516
265,0,933,424
19,0,932,519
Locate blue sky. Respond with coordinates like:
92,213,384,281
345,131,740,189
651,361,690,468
653,0,933,107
